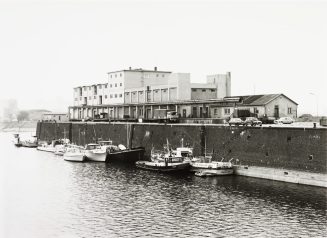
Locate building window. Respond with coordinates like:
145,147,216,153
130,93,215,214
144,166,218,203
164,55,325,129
105,84,107,88
105,95,107,99
156,74,159,77
224,108,230,114
210,89,215,92
83,87,86,91
214,109,218,115
192,89,196,92
162,89,167,93
126,92,129,95
98,85,102,89
89,96,91,100
110,75,112,78
115,94,117,98
94,96,96,99
133,92,136,95
115,74,117,78
120,83,122,87
120,73,122,77
162,74,165,77
89,86,91,90
155,90,159,93
115,83,117,87
288,107,292,114
79,97,82,100
110,84,112,88
254,107,259,114
202,89,206,92
110,94,113,98
139,91,143,94
119,94,122,98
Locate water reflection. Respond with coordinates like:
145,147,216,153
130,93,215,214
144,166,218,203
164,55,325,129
1,132,326,238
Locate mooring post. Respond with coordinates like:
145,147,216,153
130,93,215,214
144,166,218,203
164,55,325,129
69,122,73,143
200,125,206,156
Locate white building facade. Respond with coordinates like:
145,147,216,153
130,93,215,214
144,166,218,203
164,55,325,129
70,67,231,120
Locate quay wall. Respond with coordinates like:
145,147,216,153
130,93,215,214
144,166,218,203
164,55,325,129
36,122,327,175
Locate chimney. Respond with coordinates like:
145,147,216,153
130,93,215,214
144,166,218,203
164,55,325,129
154,66,157,71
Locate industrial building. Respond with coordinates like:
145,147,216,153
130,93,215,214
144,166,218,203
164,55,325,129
69,67,297,121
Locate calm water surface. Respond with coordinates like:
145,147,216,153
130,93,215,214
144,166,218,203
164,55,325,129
1,132,326,237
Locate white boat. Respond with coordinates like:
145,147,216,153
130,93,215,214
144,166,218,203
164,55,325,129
191,158,234,176
37,139,69,154
63,145,85,162
84,143,107,162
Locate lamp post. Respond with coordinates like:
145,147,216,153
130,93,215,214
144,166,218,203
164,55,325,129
309,93,318,118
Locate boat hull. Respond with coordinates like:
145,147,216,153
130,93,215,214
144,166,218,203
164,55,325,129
22,141,38,148
63,153,85,162
106,147,145,163
37,146,56,153
136,161,190,172
84,150,107,162
191,168,234,176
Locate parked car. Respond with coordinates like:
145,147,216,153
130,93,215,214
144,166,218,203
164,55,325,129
244,117,262,126
228,118,245,126
260,116,276,124
274,117,294,124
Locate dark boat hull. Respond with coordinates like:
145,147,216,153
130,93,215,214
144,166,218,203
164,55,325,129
105,147,145,163
136,161,191,173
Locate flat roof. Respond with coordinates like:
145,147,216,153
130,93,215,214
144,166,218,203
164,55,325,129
107,68,172,74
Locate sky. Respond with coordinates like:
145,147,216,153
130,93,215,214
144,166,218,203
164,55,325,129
0,0,326,116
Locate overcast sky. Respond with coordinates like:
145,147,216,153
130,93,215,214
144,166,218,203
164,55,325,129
0,0,326,116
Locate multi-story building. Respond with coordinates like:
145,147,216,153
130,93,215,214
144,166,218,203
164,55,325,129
71,67,231,120
69,67,297,121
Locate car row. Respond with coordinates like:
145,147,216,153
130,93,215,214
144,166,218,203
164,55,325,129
228,117,262,126
228,116,295,126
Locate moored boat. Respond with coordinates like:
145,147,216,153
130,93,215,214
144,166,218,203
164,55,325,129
135,139,190,172
21,136,38,148
84,143,107,162
13,133,22,147
106,145,145,163
37,139,68,153
63,144,85,162
135,159,190,172
191,158,234,176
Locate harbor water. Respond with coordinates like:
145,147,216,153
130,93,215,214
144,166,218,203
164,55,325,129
1,132,326,238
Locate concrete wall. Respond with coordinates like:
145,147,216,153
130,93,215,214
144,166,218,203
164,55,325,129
207,72,231,99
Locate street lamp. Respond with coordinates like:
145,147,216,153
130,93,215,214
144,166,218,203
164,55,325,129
309,93,318,118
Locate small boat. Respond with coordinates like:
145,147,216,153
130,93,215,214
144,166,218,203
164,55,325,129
106,144,145,163
194,171,217,177
21,136,38,148
63,144,85,162
191,159,234,176
135,139,190,172
13,133,22,147
84,143,107,162
135,158,190,173
37,139,68,153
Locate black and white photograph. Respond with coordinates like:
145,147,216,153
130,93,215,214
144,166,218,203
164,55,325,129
0,0,326,237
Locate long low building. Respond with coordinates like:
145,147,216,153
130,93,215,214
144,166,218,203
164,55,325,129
69,94,298,121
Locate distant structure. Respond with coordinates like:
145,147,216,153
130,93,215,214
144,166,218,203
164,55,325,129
69,67,297,121
42,112,69,122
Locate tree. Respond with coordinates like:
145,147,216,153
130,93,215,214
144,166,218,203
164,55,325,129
17,111,29,122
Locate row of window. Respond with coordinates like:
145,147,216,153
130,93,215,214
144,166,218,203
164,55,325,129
192,89,216,92
75,93,123,101
109,83,123,88
109,73,123,78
